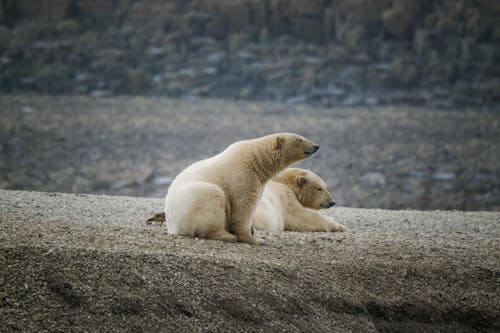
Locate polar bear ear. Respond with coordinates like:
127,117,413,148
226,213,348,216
297,176,308,187
275,136,285,150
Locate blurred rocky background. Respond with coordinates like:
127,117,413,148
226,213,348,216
1,0,499,211
1,0,499,107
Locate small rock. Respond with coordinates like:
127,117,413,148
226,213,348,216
206,52,225,64
432,172,455,181
122,68,150,94
383,0,421,39
285,95,306,105
56,19,80,34
74,73,89,82
202,67,217,75
98,48,126,62
344,26,367,49
89,90,111,98
365,96,379,106
409,170,424,178
151,176,173,186
342,95,363,106
239,85,254,98
0,25,12,48
391,57,418,85
360,172,386,187
20,106,34,113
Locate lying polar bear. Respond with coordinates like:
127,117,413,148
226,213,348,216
164,133,319,245
252,168,347,232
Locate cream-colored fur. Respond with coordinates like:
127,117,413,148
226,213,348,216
253,168,347,232
165,133,319,245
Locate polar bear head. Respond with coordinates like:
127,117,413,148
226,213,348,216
274,133,319,164
285,168,336,210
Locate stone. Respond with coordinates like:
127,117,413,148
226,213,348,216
181,11,211,36
89,90,112,98
0,3,5,24
476,80,500,102
422,13,438,29
343,26,366,49
151,176,173,186
98,49,126,62
35,64,71,93
121,68,150,94
360,172,386,187
294,0,324,17
490,19,500,41
436,17,462,36
391,57,418,85
258,28,269,44
413,28,433,56
383,0,421,39
327,45,348,64
210,0,250,33
239,85,254,98
473,43,497,66
463,8,484,39
477,0,500,15
443,37,461,59
0,25,12,50
378,41,408,62
270,0,292,33
4,0,71,22
490,83,500,102
338,0,391,24
248,0,267,27
56,19,80,34
293,17,323,42
459,38,474,63
432,172,455,181
228,33,251,53
323,6,336,41
12,23,40,46
74,1,107,26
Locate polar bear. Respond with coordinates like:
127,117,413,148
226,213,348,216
164,133,319,245
253,168,347,232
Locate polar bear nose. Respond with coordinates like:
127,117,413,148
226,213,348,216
304,145,320,155
328,201,336,207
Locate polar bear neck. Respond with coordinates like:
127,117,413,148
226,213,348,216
248,148,285,183
274,172,303,203
228,138,288,184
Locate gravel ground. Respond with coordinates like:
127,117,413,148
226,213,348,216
0,95,499,211
0,190,499,332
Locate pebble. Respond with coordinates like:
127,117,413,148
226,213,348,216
432,172,455,181
20,106,34,113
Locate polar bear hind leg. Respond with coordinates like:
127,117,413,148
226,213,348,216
167,181,237,242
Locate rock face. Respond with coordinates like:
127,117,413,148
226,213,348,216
0,0,499,107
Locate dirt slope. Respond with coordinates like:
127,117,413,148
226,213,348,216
1,190,498,332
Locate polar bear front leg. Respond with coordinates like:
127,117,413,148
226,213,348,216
286,210,347,233
230,203,262,245
328,220,348,232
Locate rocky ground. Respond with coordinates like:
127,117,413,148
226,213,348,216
1,94,499,211
0,190,498,332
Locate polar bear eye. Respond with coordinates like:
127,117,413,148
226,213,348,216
317,188,323,191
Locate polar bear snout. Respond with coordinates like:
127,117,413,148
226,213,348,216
321,200,336,209
305,145,320,155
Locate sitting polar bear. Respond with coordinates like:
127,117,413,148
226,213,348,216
252,168,347,232
165,133,319,245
